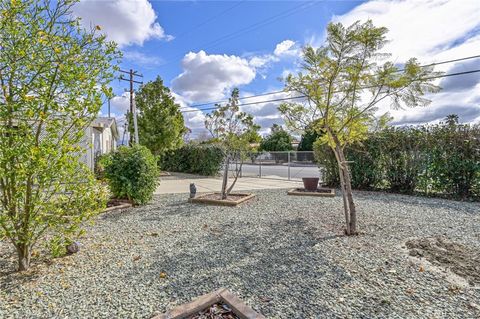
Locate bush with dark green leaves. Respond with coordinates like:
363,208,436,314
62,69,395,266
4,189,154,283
298,129,321,151
104,145,159,205
426,123,480,197
348,136,384,190
313,140,339,187
160,144,224,176
379,127,427,193
313,119,480,200
259,129,294,152
314,137,383,189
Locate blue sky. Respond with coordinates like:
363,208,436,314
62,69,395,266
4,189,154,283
134,1,357,93
73,0,480,138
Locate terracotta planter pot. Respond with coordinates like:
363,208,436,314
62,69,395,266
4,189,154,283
302,177,319,191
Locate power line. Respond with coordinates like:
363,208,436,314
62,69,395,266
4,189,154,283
182,89,286,109
180,68,480,114
182,95,305,113
163,1,319,67
174,1,246,40
181,54,480,110
200,1,319,51
418,54,480,68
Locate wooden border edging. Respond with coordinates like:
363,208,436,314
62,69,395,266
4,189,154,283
287,188,335,197
188,193,255,207
102,203,132,213
152,288,266,319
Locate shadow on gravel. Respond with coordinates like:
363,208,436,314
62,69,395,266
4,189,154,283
136,217,352,317
0,251,43,292
0,247,16,276
98,207,139,222
354,191,479,215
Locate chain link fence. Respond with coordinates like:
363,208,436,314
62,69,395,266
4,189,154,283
228,151,322,181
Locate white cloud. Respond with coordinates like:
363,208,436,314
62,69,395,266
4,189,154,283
240,90,294,134
332,0,480,125
171,92,206,130
249,55,275,68
248,39,299,69
109,92,130,116
333,0,480,63
73,0,173,47
172,39,301,103
172,50,256,102
274,40,298,57
389,84,480,125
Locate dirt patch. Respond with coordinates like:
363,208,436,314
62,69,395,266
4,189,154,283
406,236,480,286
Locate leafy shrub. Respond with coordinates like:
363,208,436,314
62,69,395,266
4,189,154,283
313,138,383,189
347,136,384,190
161,144,224,176
104,145,159,205
427,123,480,197
313,140,339,187
94,153,111,180
313,119,480,200
259,129,294,152
379,127,427,193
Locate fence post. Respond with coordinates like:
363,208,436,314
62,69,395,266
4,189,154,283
288,151,291,180
259,158,262,178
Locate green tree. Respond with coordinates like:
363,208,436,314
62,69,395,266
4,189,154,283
129,77,187,156
0,0,120,270
298,124,323,151
259,125,294,152
279,21,440,234
205,88,259,199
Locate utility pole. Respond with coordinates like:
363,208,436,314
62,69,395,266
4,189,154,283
121,119,128,145
119,69,143,145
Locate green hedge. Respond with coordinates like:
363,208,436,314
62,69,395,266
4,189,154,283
160,144,224,176
103,145,159,205
313,122,480,200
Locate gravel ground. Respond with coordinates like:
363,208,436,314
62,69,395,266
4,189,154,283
1,189,479,319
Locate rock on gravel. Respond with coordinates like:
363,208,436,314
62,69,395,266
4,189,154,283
1,189,479,318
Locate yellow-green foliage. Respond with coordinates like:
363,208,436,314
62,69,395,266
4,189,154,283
0,0,120,270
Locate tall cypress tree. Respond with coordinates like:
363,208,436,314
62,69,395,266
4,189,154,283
130,77,187,156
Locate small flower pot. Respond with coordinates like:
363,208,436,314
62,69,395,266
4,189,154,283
302,177,319,191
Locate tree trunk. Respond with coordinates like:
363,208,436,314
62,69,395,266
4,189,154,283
329,130,358,235
16,244,31,271
338,161,351,234
226,159,243,195
332,146,350,234
221,155,229,200
343,167,357,234
335,144,357,235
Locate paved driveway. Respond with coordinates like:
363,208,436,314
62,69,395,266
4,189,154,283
155,172,303,194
